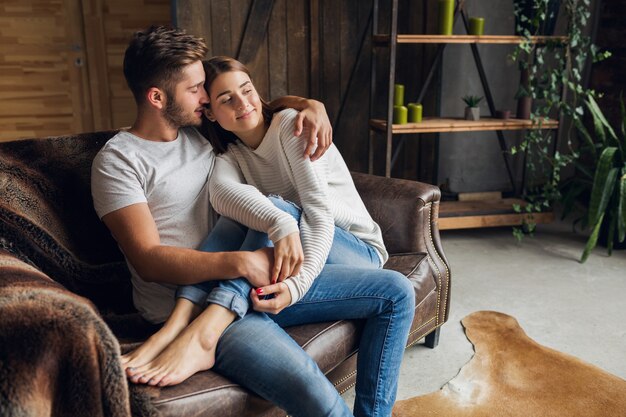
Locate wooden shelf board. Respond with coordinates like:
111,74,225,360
370,117,558,134
437,198,554,230
373,34,567,45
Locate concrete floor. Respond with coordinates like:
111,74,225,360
342,220,626,406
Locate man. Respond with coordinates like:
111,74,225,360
92,25,414,417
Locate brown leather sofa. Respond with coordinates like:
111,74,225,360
0,131,450,417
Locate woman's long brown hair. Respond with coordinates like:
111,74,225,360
200,56,274,154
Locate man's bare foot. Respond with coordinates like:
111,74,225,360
128,322,220,387
123,298,199,376
128,304,237,387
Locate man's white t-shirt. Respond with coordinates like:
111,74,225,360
91,127,214,323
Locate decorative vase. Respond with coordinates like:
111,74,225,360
393,105,408,124
469,17,485,36
438,0,455,35
465,107,480,121
394,84,405,106
408,103,423,123
513,0,560,36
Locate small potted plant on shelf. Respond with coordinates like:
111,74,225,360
462,95,483,121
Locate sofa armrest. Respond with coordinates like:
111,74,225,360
351,172,443,255
351,172,450,328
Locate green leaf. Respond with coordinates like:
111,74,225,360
606,211,616,256
621,93,626,151
588,147,618,226
618,170,626,243
573,118,596,158
587,95,618,141
581,212,604,263
587,99,607,146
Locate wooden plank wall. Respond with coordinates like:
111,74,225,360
176,1,309,102
1,0,437,180
0,0,170,142
85,0,170,130
177,0,438,180
0,0,88,141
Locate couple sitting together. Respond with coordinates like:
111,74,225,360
91,25,415,417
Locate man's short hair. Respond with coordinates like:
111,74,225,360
123,25,208,103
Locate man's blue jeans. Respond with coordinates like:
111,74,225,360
179,197,415,417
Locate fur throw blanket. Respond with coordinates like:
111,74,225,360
0,252,131,417
0,134,158,416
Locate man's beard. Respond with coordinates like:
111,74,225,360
162,91,200,128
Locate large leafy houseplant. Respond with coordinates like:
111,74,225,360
561,95,626,262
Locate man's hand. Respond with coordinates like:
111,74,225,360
241,247,274,288
272,232,303,284
294,99,333,161
250,282,292,314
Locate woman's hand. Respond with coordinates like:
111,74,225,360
250,282,292,314
294,99,333,161
272,232,303,283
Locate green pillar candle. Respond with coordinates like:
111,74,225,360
469,17,485,36
438,0,454,35
408,103,423,123
394,84,405,106
393,105,408,124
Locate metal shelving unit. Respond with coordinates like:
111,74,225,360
368,0,564,230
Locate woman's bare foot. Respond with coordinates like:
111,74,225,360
129,304,237,387
123,298,199,376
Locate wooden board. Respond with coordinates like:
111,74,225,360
370,117,559,134
0,0,171,142
437,199,554,230
0,0,87,141
439,212,555,230
373,34,568,44
238,0,275,65
458,191,502,202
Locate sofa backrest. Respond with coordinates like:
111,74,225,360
0,131,133,313
0,130,438,315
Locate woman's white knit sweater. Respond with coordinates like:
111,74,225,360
209,109,387,305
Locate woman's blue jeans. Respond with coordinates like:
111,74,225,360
178,196,382,315
178,197,415,417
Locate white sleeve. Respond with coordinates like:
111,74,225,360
91,147,147,219
275,112,335,305
209,152,299,241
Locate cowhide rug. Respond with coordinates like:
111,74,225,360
393,311,626,417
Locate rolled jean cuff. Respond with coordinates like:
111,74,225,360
206,288,250,319
176,285,209,306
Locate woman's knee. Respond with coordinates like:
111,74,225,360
384,270,416,310
267,195,301,218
